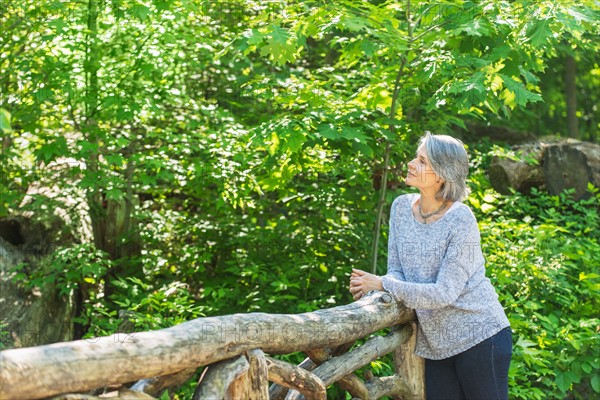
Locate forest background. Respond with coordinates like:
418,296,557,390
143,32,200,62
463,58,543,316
0,0,599,399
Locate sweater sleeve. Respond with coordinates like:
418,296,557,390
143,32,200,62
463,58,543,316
385,197,406,281
381,209,484,310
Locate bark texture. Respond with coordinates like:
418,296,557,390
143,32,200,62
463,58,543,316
393,321,425,400
266,357,327,400
0,291,414,399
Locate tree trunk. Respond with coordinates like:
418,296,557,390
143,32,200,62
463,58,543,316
565,54,578,139
371,0,413,275
84,0,104,256
0,292,415,400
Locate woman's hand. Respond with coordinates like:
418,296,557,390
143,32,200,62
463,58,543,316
349,268,384,300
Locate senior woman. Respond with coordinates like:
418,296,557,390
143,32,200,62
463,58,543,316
349,132,512,400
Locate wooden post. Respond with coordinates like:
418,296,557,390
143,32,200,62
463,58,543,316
393,321,425,400
192,355,249,399
228,349,269,399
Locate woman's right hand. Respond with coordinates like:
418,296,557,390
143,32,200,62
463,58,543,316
349,284,363,300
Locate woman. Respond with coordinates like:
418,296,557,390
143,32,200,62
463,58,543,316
349,132,512,400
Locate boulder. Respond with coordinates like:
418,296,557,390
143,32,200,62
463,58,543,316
543,140,600,200
489,137,600,200
488,141,545,195
0,218,75,349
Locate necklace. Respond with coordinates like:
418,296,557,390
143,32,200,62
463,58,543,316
418,200,447,222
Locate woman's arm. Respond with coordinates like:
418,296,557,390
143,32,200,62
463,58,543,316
381,212,483,310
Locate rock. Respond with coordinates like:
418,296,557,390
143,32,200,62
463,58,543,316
543,140,600,200
489,137,600,200
0,218,74,349
488,142,545,194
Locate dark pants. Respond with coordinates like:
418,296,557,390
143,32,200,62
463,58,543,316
425,327,512,400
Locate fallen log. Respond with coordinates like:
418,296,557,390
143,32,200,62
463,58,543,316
268,353,320,399
266,357,327,400
50,388,156,399
129,367,197,397
286,324,413,400
313,324,412,387
0,291,414,400
364,374,412,400
304,347,371,400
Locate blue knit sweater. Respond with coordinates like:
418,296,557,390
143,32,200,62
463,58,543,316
381,193,510,360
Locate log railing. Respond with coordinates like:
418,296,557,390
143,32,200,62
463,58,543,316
0,291,425,400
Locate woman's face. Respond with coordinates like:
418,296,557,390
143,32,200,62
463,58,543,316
405,144,444,190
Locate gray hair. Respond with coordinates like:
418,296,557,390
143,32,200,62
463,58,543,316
418,132,470,202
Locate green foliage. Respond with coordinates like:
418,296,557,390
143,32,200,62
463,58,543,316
14,243,112,297
110,277,206,331
11,243,119,336
1,0,599,399
474,178,600,398
0,108,11,133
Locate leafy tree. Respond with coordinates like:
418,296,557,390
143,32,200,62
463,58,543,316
1,1,598,398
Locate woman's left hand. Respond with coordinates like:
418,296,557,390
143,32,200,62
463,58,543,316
349,268,384,300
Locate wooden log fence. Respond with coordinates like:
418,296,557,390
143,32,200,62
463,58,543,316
0,291,424,399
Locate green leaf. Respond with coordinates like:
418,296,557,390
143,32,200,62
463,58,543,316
34,88,54,103
455,18,493,37
131,4,150,21
489,45,512,61
105,188,124,201
556,370,579,393
139,174,157,186
339,14,371,33
0,109,12,132
105,153,124,166
260,25,296,66
78,140,99,157
527,19,553,47
519,66,540,85
36,136,68,163
351,141,373,157
581,362,592,374
247,29,265,47
360,39,377,57
102,95,122,108
592,373,600,393
283,130,305,153
159,390,170,400
317,124,339,140
499,74,543,108
154,1,170,11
